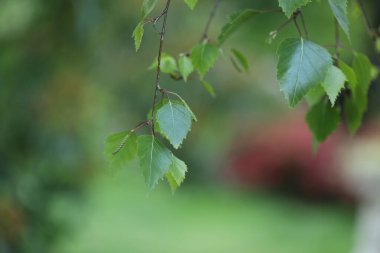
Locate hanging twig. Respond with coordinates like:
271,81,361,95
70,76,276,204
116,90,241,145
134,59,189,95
299,11,309,39
150,0,171,135
201,0,222,41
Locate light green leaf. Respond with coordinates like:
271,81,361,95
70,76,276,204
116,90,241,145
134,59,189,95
321,65,346,106
231,48,249,72
277,38,332,107
278,0,311,18
338,60,357,90
137,135,172,190
179,54,194,82
104,131,137,169
142,0,159,19
201,80,216,98
306,99,340,142
156,100,193,149
376,37,380,53
191,43,219,79
218,9,262,46
132,22,144,51
169,92,198,122
184,0,198,10
149,53,178,74
165,154,188,192
305,85,325,106
328,0,350,41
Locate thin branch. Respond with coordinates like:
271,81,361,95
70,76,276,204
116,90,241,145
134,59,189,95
323,44,353,52
356,0,380,64
201,0,221,41
356,0,376,39
293,16,304,38
299,11,309,39
150,0,171,135
275,18,294,33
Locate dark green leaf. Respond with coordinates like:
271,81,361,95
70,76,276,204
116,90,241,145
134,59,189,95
305,85,325,106
353,53,372,94
218,9,262,45
277,38,332,107
231,48,249,72
306,99,340,142
338,60,357,90
104,131,138,169
344,95,365,135
344,53,373,135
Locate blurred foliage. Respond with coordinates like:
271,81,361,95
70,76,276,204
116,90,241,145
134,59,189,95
0,0,378,252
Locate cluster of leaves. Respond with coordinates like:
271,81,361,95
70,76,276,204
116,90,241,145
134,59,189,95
106,0,256,192
106,0,379,191
275,0,378,146
138,5,257,97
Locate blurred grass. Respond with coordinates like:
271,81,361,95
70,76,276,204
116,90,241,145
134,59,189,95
53,168,354,253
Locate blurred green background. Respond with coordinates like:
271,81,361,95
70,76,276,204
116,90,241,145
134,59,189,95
0,0,379,252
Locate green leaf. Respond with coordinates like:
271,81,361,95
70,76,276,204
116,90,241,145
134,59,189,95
371,66,379,80
184,0,198,10
137,135,172,190
104,131,137,169
278,0,312,18
218,9,262,46
277,38,332,107
376,37,380,53
338,60,357,90
132,22,144,51
165,154,188,192
149,53,178,74
344,53,373,135
142,0,159,19
231,48,249,72
156,100,193,149
168,92,198,122
178,54,194,82
344,95,364,135
191,43,219,79
321,65,346,106
201,80,216,98
305,85,325,106
328,0,350,41
306,99,340,142
353,53,372,94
